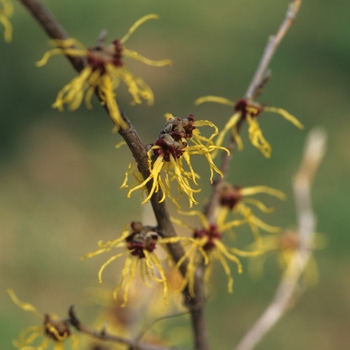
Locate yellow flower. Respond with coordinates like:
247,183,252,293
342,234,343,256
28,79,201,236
0,0,13,43
172,210,259,296
195,96,303,158
122,113,228,208
36,14,172,131
217,182,286,246
247,230,326,286
82,221,194,307
7,289,79,350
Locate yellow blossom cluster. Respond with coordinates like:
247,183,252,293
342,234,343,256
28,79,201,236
171,181,286,296
82,221,197,306
248,229,326,286
8,289,79,350
37,14,172,131
195,96,303,157
122,113,228,208
84,178,287,304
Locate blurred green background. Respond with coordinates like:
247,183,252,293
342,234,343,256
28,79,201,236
1,0,349,349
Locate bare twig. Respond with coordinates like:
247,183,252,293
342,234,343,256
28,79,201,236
18,0,209,348
245,0,301,100
68,306,181,350
135,311,189,343
234,128,327,350
204,0,302,222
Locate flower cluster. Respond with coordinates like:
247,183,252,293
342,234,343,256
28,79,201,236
248,229,326,286
217,182,286,244
195,96,304,157
122,113,228,208
82,221,195,306
0,0,13,42
172,210,260,296
36,14,172,131
160,182,287,296
8,289,78,350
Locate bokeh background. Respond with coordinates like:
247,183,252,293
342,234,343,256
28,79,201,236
1,0,349,349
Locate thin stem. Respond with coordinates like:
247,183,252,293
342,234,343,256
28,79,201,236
136,311,189,343
245,0,301,100
68,306,181,350
234,128,327,350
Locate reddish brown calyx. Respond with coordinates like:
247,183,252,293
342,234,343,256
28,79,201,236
194,224,222,251
125,222,159,258
153,135,187,162
182,114,196,139
86,39,124,74
111,39,124,67
235,99,263,119
219,184,243,210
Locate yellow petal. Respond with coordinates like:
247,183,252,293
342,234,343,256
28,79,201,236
194,95,235,107
124,48,172,67
120,14,159,44
241,186,286,200
264,106,304,129
8,289,42,318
